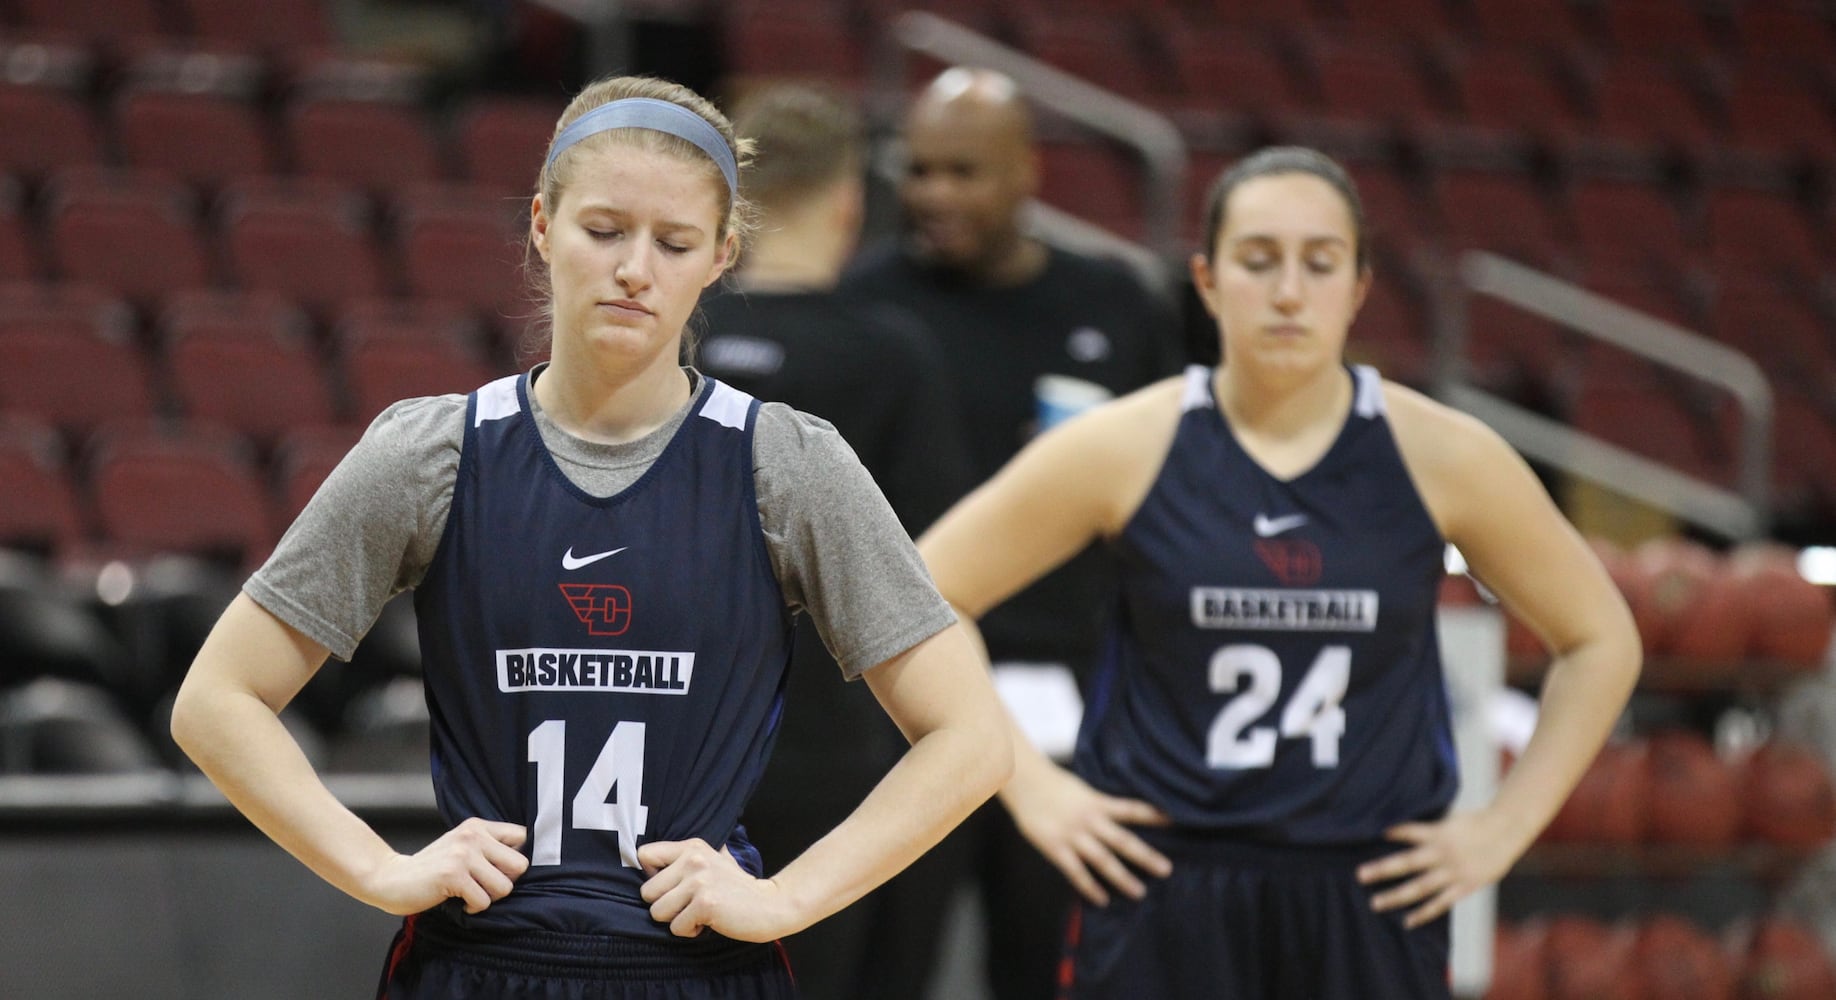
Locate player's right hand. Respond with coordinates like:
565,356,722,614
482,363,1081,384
361,817,530,916
1001,764,1172,906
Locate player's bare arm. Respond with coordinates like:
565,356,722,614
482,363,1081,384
639,622,1011,941
172,595,529,917
1359,383,1641,927
918,377,1187,907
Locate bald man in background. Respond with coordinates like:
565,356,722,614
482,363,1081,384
844,67,1180,1000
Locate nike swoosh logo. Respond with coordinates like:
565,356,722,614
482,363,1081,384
561,546,627,570
1252,513,1309,537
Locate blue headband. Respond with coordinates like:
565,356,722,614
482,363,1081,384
544,97,739,198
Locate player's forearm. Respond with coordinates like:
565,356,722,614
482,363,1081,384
766,705,1012,931
996,713,1070,811
172,682,397,905
1487,628,1642,851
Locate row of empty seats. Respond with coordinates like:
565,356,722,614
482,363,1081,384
0,283,514,440
736,1,1836,162
0,62,561,199
0,168,535,318
852,0,1836,64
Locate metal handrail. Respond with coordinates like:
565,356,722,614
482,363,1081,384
869,11,1189,261
1436,252,1774,540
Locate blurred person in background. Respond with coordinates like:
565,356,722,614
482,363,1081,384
919,146,1642,998
843,66,1181,1000
699,82,976,1000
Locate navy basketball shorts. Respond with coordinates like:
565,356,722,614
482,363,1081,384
376,913,797,1000
1057,836,1451,1000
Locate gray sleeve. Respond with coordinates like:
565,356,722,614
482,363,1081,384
752,402,957,679
244,395,467,661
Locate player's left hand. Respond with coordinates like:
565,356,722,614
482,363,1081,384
1356,809,1524,929
638,839,795,942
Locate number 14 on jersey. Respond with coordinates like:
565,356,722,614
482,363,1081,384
527,720,650,867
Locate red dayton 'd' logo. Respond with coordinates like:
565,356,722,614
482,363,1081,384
1254,539,1323,586
559,583,632,636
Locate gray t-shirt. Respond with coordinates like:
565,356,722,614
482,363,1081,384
247,368,955,680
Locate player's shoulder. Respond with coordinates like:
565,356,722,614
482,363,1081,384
361,391,471,459
751,400,854,465
1039,372,1188,460
1376,376,1517,476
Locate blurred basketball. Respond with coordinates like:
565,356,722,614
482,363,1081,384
1544,740,1649,845
1727,545,1832,669
1489,921,1549,1000
1637,915,1734,1000
1645,729,1741,846
1614,541,1666,656
1631,536,1719,655
1546,916,1642,1000
1739,918,1836,1000
1740,742,1836,849
1647,540,1751,667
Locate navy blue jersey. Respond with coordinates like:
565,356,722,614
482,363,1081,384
412,372,794,942
1075,365,1456,843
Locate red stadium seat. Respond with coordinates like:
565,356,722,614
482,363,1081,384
0,285,156,435
113,87,279,189
1345,281,1429,386
1155,17,1308,119
333,297,489,350
0,415,86,555
1566,179,1691,271
1570,356,1720,480
43,167,212,304
1599,0,1716,60
1345,163,1428,260
177,0,336,51
340,335,499,425
1730,5,1836,71
1580,56,1718,161
1702,187,1825,276
1011,10,1155,99
160,290,338,441
0,85,102,180
1299,36,1451,130
219,176,391,310
1036,140,1144,239
86,422,272,563
393,184,531,320
1704,282,1836,396
1717,68,1836,169
1576,265,1693,327
1467,0,1585,52
722,1,864,84
1767,389,1836,522
1326,0,1460,43
286,96,445,196
1447,46,1585,146
1431,169,1567,266
455,97,561,196
0,179,42,283
11,0,170,47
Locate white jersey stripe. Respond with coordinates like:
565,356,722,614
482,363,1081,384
699,380,753,430
1180,364,1212,413
1352,365,1384,418
474,374,523,426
